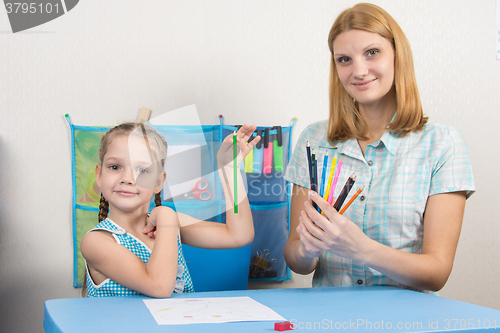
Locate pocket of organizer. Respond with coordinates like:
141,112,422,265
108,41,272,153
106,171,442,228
74,206,100,286
249,202,289,280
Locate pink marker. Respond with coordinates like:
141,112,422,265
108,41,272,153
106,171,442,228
263,143,273,173
327,156,343,204
263,128,273,173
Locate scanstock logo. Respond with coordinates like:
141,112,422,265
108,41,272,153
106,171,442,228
3,0,79,33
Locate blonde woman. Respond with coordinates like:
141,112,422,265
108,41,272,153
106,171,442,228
284,3,474,292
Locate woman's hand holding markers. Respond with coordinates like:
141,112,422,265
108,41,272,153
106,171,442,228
297,191,373,261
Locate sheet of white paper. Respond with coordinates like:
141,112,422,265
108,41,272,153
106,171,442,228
143,296,286,325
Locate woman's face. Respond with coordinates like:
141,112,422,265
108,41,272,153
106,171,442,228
333,29,395,109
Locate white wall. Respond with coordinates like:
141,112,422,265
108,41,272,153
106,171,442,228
1,1,499,332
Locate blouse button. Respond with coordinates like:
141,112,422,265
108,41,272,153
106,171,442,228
360,195,366,201
367,160,373,166
357,279,364,285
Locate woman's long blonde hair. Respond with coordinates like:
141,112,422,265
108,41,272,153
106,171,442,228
327,3,427,143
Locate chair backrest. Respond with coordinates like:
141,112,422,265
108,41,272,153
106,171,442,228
181,244,251,292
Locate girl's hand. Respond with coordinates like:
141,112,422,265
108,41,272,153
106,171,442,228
142,206,178,238
299,191,371,261
143,224,156,239
217,124,261,169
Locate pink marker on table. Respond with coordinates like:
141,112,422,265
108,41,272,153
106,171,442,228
327,156,343,205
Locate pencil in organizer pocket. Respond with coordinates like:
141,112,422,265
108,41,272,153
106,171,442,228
252,129,264,174
263,128,273,174
333,174,356,211
323,152,337,201
328,155,343,205
273,126,283,172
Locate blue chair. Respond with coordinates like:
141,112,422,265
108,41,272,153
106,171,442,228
181,244,251,292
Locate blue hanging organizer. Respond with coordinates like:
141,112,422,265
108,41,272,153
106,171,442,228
218,116,297,282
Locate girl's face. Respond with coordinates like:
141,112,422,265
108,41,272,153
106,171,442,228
333,29,396,109
96,134,165,215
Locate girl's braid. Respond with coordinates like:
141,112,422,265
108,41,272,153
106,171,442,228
98,194,109,222
154,192,162,207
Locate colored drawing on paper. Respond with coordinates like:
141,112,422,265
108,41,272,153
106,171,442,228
143,296,286,325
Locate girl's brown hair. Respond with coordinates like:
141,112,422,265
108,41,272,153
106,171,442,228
327,3,427,143
82,122,168,297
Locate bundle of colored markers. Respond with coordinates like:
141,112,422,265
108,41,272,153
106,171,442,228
306,141,364,215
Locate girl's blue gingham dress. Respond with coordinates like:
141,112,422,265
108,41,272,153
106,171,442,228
85,218,194,297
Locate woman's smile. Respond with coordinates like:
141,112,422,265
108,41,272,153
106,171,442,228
352,79,377,90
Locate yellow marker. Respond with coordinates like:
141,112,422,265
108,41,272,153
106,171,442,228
244,143,254,173
323,152,337,201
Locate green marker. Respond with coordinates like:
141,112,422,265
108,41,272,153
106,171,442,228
273,141,283,172
233,131,238,213
273,126,284,172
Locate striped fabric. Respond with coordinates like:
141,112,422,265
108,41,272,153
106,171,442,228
284,120,475,291
86,218,194,297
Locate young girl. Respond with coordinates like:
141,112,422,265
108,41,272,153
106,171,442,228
80,122,260,297
284,3,475,292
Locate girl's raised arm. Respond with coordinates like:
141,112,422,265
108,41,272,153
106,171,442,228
178,124,260,249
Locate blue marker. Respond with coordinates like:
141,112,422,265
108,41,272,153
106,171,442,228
319,151,329,198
